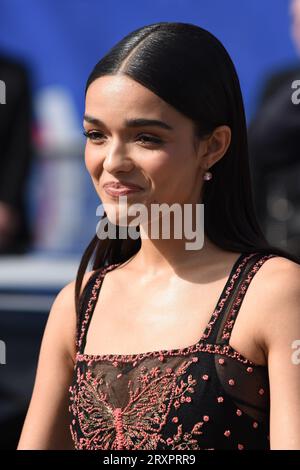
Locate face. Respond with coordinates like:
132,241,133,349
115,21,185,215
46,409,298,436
84,74,206,227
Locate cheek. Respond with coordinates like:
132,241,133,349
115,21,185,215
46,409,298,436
150,147,191,186
84,145,102,177
145,149,179,178
154,148,196,201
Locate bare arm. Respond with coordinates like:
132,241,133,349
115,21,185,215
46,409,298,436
258,258,300,449
16,270,95,450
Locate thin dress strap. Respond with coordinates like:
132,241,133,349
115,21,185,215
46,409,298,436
212,252,278,346
76,263,122,354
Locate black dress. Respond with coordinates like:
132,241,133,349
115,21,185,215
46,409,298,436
69,251,277,450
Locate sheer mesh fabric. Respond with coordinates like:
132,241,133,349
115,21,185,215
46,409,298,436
69,252,277,450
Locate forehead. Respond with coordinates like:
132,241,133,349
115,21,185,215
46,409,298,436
85,74,173,117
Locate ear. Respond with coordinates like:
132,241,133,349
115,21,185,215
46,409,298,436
199,125,231,171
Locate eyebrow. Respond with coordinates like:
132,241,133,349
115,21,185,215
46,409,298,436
83,114,174,131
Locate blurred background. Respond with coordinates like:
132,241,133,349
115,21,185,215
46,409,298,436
0,0,299,449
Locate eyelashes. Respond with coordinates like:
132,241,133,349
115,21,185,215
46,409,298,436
83,130,164,146
83,130,103,142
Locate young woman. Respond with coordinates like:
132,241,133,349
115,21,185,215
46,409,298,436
17,22,300,450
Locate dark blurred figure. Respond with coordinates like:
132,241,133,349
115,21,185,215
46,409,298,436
0,54,33,254
248,0,300,257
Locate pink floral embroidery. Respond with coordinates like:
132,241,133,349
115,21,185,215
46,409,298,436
69,357,207,450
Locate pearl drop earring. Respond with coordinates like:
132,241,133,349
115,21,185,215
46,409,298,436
203,171,212,181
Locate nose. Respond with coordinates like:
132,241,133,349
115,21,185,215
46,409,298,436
103,139,134,173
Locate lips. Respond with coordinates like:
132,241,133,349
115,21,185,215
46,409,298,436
103,181,143,190
103,181,144,197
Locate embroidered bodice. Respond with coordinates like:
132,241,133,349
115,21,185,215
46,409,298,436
69,252,277,450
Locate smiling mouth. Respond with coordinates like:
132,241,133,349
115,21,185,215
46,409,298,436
104,186,144,198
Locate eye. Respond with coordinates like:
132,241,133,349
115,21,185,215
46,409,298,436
83,130,105,142
136,134,164,146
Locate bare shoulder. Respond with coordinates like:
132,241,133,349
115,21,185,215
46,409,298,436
256,255,300,297
53,269,98,317
253,256,300,351
61,269,98,302
264,255,300,276
48,269,98,366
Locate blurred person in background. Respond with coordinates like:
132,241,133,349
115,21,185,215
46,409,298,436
0,54,33,255
248,0,300,257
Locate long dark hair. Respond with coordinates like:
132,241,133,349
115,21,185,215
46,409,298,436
75,21,300,317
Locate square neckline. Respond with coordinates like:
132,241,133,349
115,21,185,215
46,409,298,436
77,251,254,362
